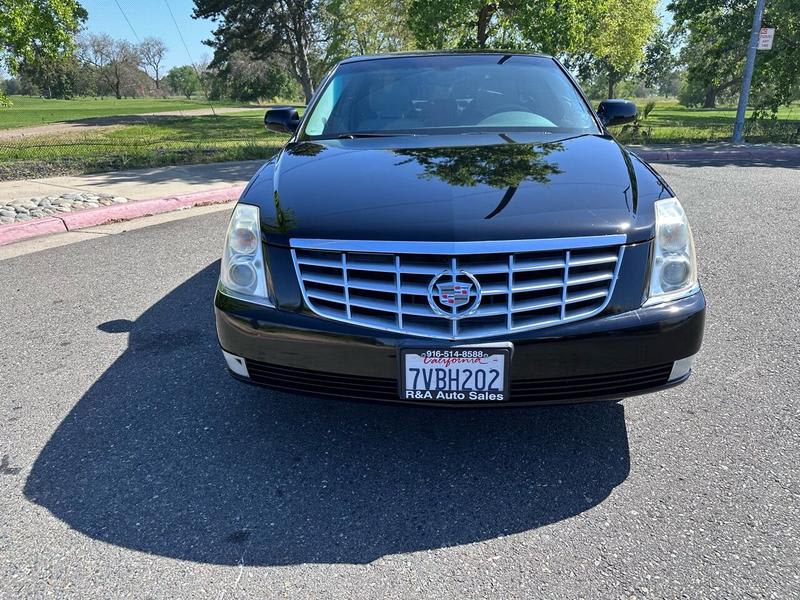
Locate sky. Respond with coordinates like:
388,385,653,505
79,0,216,70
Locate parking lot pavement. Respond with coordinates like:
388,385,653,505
1,160,799,599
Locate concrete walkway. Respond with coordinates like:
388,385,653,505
0,160,264,204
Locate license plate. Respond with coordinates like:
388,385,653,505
400,347,511,402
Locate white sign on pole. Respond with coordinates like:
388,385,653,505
757,27,775,50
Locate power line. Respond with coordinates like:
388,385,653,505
112,0,141,43
163,0,216,114
164,0,196,67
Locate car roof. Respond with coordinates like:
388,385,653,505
338,51,554,65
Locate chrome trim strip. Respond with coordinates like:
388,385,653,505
560,249,571,320
289,235,627,254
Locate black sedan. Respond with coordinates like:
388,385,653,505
214,52,705,406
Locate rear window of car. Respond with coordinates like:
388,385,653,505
302,54,599,139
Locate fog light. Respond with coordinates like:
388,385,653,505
669,355,695,381
229,260,257,289
222,350,249,377
661,255,691,289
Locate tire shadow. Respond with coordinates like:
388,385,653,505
24,262,630,565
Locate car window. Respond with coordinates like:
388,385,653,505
301,55,599,139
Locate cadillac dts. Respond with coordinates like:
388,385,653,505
214,52,705,406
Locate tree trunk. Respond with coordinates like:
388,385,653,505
288,15,315,103
703,85,716,108
608,78,615,99
293,54,314,103
476,3,497,48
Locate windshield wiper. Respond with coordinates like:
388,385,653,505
335,132,415,139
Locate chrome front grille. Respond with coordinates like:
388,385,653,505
290,236,626,339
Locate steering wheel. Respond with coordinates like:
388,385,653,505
478,104,533,120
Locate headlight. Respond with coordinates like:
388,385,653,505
644,198,699,306
219,203,273,306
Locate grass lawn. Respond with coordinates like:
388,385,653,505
612,100,800,144
0,96,252,129
0,110,291,179
1,96,798,180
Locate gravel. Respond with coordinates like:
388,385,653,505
0,192,128,224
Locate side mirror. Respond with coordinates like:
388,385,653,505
264,107,300,134
597,99,637,127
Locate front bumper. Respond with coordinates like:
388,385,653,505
214,288,705,406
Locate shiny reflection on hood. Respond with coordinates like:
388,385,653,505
264,191,296,233
285,141,327,157
393,138,565,219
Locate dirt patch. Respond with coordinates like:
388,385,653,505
0,107,266,140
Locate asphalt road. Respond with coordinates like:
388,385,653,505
1,159,799,599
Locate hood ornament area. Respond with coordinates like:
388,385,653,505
427,270,482,319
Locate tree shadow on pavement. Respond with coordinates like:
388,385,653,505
24,262,630,566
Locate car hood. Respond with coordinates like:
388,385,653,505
245,132,673,246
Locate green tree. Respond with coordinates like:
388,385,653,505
0,0,87,104
1,77,22,95
193,0,324,102
579,0,659,98
214,51,301,102
166,65,200,99
408,0,605,52
408,0,656,98
640,29,677,96
675,28,741,108
326,0,413,58
18,53,79,98
670,0,800,114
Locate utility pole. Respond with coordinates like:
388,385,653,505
732,0,767,143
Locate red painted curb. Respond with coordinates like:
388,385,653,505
0,217,67,246
0,185,244,246
60,185,245,231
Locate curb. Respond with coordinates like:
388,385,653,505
634,148,800,162
0,185,244,247
0,217,69,245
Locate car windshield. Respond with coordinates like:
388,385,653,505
302,54,600,139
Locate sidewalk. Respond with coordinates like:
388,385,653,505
0,160,263,245
0,160,263,204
